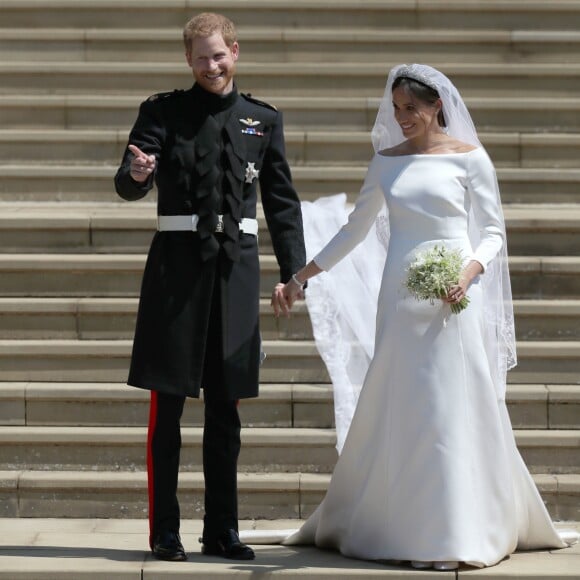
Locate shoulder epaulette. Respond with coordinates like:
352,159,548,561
241,92,277,111
147,89,184,103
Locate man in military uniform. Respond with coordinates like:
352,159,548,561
114,12,306,561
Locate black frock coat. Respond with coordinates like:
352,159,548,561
114,84,306,400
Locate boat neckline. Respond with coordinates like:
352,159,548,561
377,147,480,158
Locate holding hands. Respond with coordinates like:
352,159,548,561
128,144,156,183
271,276,304,318
270,262,322,317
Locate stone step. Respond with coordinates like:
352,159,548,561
1,469,578,522
0,1,417,30
514,300,580,341
2,0,580,31
0,519,578,580
0,202,159,254
510,257,580,299
0,253,579,299
0,339,326,384
1,381,578,431
0,297,310,340
513,342,580,384
0,424,577,475
1,61,580,97
2,129,580,169
2,27,580,64
0,470,320,520
0,382,334,430
0,297,579,343
0,253,278,297
1,164,579,203
505,205,580,256
0,424,338,473
0,202,579,256
1,94,579,133
0,338,578,384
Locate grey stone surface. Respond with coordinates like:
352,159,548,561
0,519,577,579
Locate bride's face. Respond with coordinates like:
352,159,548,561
392,86,442,140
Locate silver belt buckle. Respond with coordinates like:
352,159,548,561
215,214,224,233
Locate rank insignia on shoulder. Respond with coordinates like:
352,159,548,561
147,89,183,102
241,93,277,111
239,117,261,127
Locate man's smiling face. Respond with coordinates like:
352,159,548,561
186,32,239,95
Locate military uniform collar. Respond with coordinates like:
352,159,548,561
191,83,239,113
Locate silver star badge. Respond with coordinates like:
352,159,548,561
245,162,260,184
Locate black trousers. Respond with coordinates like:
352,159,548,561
146,391,241,547
146,254,241,547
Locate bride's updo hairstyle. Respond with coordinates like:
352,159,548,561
392,76,447,128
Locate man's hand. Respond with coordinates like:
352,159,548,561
128,144,156,183
271,280,304,318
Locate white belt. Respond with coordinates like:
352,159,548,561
157,214,259,236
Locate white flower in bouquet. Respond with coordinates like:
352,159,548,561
405,245,470,314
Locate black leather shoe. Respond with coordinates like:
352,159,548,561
152,530,187,561
201,529,255,560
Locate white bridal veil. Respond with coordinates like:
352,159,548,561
303,64,516,452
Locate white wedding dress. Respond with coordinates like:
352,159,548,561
244,148,577,567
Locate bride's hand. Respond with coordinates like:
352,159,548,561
443,260,483,304
444,279,468,304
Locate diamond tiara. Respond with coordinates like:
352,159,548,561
394,65,439,92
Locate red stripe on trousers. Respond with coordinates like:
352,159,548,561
147,391,158,548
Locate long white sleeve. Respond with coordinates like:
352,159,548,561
467,148,505,270
314,156,385,271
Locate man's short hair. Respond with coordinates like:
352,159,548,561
183,12,237,50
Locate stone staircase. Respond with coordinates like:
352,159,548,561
0,1,579,577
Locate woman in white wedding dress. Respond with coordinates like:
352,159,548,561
266,64,578,570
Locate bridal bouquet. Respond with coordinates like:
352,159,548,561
405,245,470,314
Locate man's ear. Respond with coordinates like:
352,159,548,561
185,49,192,67
231,41,240,61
